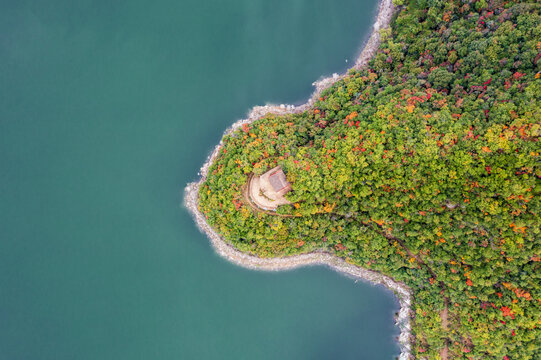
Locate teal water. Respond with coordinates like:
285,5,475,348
0,1,400,359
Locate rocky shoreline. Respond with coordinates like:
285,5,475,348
184,0,413,359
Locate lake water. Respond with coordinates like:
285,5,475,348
0,1,400,359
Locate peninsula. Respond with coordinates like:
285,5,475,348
186,0,540,359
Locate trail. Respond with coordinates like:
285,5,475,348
369,222,451,359
440,298,449,360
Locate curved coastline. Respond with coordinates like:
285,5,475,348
184,1,413,359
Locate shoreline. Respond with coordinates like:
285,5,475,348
184,1,413,359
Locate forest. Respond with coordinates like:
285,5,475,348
199,0,540,358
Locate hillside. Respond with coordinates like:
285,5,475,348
198,1,540,358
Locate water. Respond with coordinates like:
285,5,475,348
0,1,400,359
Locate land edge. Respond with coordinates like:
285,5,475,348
183,0,414,359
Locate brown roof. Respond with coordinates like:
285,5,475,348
268,169,290,192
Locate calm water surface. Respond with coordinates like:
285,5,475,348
0,0,400,359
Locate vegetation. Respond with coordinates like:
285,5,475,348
199,0,540,358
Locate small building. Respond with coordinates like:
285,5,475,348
267,168,292,197
249,166,292,211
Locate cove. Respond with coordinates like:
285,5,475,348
0,1,399,359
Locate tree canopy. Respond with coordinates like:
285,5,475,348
199,0,540,358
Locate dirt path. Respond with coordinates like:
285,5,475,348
441,299,449,330
440,298,449,360
440,343,448,360
373,224,450,360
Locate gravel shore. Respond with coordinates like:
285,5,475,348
184,1,413,359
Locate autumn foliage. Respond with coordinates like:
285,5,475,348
199,1,540,358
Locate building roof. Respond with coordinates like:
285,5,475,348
268,169,290,192
248,166,292,211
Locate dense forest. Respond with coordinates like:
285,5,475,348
198,0,540,358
